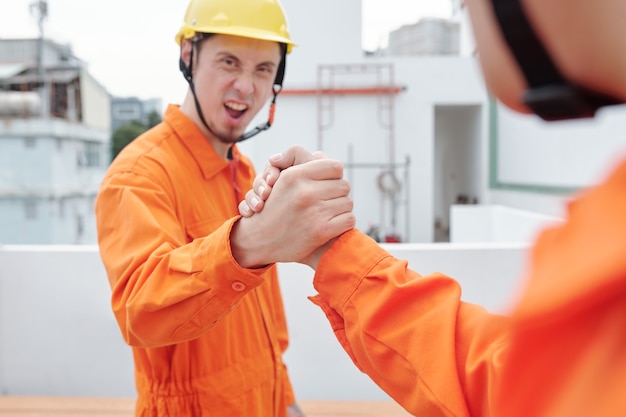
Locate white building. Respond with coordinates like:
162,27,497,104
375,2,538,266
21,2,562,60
240,0,626,243
386,17,460,56
0,38,110,244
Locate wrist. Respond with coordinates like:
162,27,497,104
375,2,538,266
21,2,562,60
230,217,271,269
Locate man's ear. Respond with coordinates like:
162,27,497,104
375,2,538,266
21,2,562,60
180,39,193,69
179,40,195,81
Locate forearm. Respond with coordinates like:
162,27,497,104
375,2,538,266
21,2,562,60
105,218,269,347
311,230,507,417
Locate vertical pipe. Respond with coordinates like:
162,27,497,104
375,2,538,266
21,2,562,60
31,0,49,118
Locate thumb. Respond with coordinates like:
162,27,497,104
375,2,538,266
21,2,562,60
269,145,325,169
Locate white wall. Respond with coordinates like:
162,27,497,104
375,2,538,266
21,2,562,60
237,1,626,243
241,56,488,243
482,102,626,218
487,189,569,219
495,103,626,189
0,243,527,399
456,4,626,219
280,0,363,84
0,246,134,396
80,69,112,131
450,204,563,244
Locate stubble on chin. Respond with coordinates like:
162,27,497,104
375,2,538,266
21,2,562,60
209,123,244,144
216,129,243,144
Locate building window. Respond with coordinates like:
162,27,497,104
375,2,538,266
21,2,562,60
24,200,38,220
84,142,101,167
58,198,65,219
75,214,84,243
113,103,142,120
24,137,36,148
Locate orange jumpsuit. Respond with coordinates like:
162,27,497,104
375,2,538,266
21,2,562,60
95,105,295,417
311,158,626,417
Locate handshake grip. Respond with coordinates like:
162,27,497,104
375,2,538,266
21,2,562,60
235,146,355,269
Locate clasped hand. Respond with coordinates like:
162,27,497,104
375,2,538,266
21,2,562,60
235,145,355,269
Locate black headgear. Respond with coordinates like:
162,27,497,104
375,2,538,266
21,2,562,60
491,0,623,121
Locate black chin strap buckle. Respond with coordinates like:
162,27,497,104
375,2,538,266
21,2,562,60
179,58,193,82
524,84,622,122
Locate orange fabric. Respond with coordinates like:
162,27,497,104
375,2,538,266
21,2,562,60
95,105,295,417
311,158,626,417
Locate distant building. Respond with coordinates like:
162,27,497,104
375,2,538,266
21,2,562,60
385,17,460,56
111,96,162,132
0,38,110,244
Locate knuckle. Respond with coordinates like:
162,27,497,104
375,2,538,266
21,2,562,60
280,167,302,187
286,144,302,158
259,184,271,199
333,160,345,176
347,213,356,229
340,180,351,195
297,190,315,207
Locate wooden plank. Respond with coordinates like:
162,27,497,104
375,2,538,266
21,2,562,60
0,397,135,416
0,397,413,417
299,400,413,416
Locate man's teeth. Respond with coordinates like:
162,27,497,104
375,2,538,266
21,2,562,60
226,102,247,111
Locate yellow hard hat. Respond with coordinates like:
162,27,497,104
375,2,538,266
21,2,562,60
175,0,296,53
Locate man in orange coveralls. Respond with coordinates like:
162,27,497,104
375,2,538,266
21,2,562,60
94,0,354,416
239,0,626,416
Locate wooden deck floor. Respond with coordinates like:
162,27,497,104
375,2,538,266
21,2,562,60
0,397,414,416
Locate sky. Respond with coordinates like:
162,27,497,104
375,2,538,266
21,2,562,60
0,0,453,107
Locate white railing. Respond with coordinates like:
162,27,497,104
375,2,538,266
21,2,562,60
451,204,563,243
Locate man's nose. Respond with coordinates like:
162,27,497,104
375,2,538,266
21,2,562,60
233,72,254,97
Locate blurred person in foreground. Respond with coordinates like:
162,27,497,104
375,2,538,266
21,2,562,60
239,0,626,415
94,0,354,415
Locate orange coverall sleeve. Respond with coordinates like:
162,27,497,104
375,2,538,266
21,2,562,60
310,230,509,417
312,159,626,417
96,170,270,348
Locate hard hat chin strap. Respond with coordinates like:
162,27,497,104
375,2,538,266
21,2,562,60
179,44,216,141
238,85,281,142
179,37,286,160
